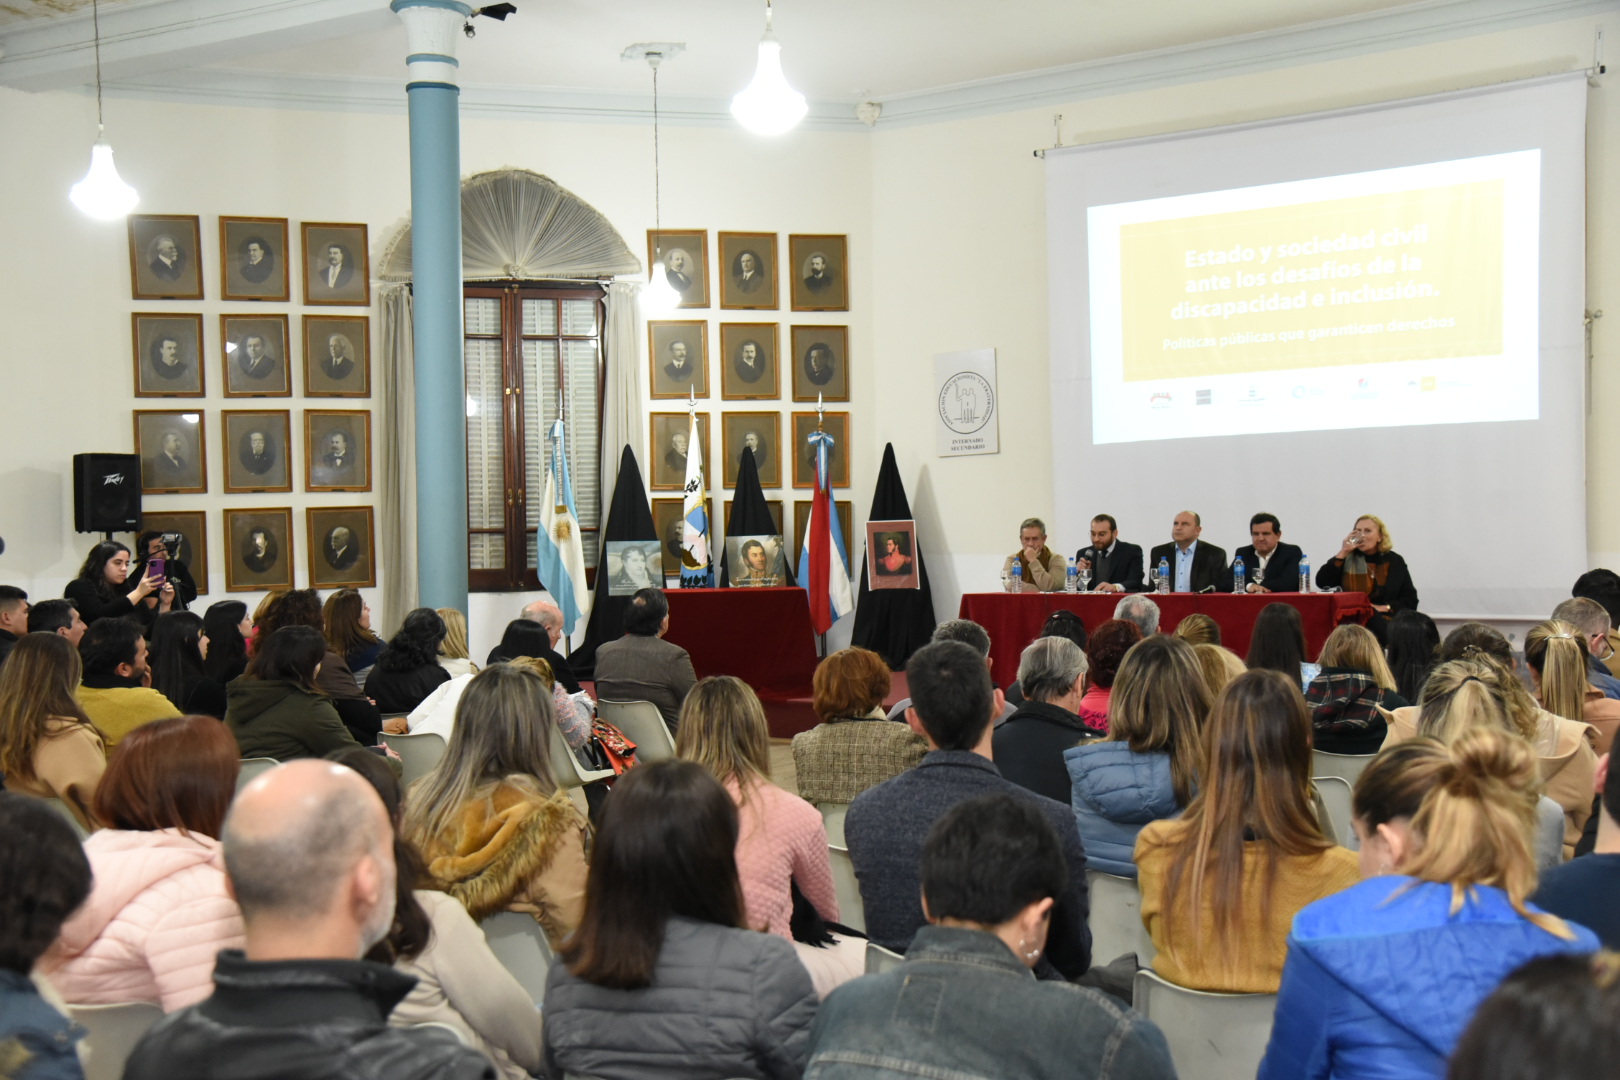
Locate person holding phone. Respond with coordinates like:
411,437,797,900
134,531,197,614
1314,514,1418,643
65,541,174,631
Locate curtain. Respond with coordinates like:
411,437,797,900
599,280,644,539
379,284,419,627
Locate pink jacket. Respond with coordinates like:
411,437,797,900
728,777,838,938
40,829,244,1011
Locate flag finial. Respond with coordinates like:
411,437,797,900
816,391,824,431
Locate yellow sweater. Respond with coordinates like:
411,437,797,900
77,684,181,757
1135,819,1360,993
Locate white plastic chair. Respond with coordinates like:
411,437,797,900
67,1001,165,1080
236,757,280,792
827,843,865,934
1086,870,1156,965
378,730,448,787
481,910,556,1007
44,796,91,840
865,942,905,974
1536,795,1566,868
816,801,849,846
1312,776,1358,850
596,698,677,764
1131,969,1278,1080
1311,749,1376,787
548,716,616,790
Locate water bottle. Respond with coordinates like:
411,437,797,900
1157,556,1170,594
1233,556,1246,594
1010,560,1023,593
1066,557,1078,594
1299,556,1311,594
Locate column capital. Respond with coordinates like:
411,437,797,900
391,0,473,86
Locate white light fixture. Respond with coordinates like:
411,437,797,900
69,0,139,220
640,50,681,317
730,0,807,137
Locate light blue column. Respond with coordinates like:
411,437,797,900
392,0,471,612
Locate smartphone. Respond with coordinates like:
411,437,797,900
148,554,167,584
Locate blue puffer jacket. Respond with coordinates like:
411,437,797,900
1063,742,1180,878
1258,877,1600,1080
0,970,85,1080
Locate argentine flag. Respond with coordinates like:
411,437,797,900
536,417,591,636
796,427,854,634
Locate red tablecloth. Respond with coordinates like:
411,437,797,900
663,587,819,701
959,591,1374,688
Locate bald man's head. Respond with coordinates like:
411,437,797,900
521,600,563,641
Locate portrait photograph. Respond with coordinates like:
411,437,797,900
222,409,292,494
304,410,371,492
653,497,712,579
719,323,780,401
867,519,920,590
727,534,787,587
307,506,376,589
789,234,849,312
604,540,663,597
649,412,711,492
219,216,290,302
724,498,784,538
718,231,777,311
301,221,370,306
647,320,708,399
721,411,781,489
132,313,204,397
791,324,850,402
794,499,854,563
647,229,709,309
791,411,851,488
137,511,208,595
224,507,293,592
134,410,206,495
128,214,203,300
221,314,291,397
302,315,371,398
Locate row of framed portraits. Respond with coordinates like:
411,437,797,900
648,498,853,581
649,411,849,492
649,322,847,402
129,215,370,306
140,506,376,594
647,230,848,312
133,313,371,398
134,409,371,495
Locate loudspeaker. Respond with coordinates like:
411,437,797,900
73,453,142,534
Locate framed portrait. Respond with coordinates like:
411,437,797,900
304,410,372,492
647,229,709,309
301,221,370,306
302,315,371,397
724,498,784,537
647,320,708,399
790,324,849,402
867,519,920,590
794,499,854,562
791,411,851,488
132,313,204,397
721,411,781,489
128,214,203,300
134,410,206,495
649,412,711,491
718,231,777,310
789,234,849,312
224,507,294,592
219,216,290,302
137,511,209,595
603,540,664,597
652,497,713,579
307,506,376,589
221,410,292,493
221,314,291,397
719,323,780,401
727,535,787,587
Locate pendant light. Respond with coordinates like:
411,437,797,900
69,0,139,220
731,0,807,137
641,50,681,317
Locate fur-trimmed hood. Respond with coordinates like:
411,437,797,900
420,782,588,922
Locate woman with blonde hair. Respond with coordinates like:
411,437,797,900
1314,514,1419,642
677,676,864,996
436,607,478,678
792,647,924,805
1258,730,1598,1079
1305,623,1409,754
0,634,107,829
1192,643,1246,700
1135,669,1358,992
1173,613,1220,647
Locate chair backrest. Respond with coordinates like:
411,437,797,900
379,730,448,787
1131,969,1278,1080
817,801,849,846
1086,869,1156,965
827,843,865,934
865,941,904,974
1311,748,1376,786
548,717,616,790
1536,794,1566,868
596,698,677,764
67,1002,165,1080
236,757,280,793
44,796,90,840
481,910,556,1007
1311,775,1357,850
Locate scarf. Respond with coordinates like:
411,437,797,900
1341,550,1389,596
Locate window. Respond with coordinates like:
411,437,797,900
464,283,603,591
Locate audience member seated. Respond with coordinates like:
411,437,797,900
133,531,199,613
807,793,1176,1080
1305,624,1407,754
1173,612,1220,646
1448,950,1620,1080
1005,609,1089,706
77,617,180,753
1002,517,1066,593
1077,618,1141,733
261,589,382,745
1066,636,1208,878
1551,596,1620,702
1136,669,1358,992
436,608,478,678
200,600,252,686
1531,746,1620,947
1112,593,1161,637
121,759,494,1080
846,640,1093,979
0,635,106,828
403,655,588,753
40,716,244,1010
544,760,818,1080
792,646,924,805
1384,609,1440,704
1314,514,1419,642
225,626,362,761
323,588,384,684
485,601,582,694
365,608,453,715
886,619,1016,726
28,597,87,647
1192,642,1246,700
1533,612,1620,753
247,593,279,655
678,676,864,997
331,748,542,1080
65,540,172,631
147,612,227,718
1246,601,1320,691
1148,511,1228,594
0,585,27,667
994,638,1102,803
1258,732,1598,1080
1573,568,1620,675
0,793,93,1080
404,664,589,947
591,588,697,733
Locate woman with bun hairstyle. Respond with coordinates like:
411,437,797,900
1077,619,1141,733
1258,730,1599,1080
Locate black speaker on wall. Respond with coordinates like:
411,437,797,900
73,453,142,534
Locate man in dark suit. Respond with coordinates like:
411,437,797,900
664,249,693,293
1231,512,1304,593
662,340,698,390
592,588,697,733
149,336,189,380
323,526,359,571
149,234,184,281
315,244,354,291
1149,511,1228,594
147,431,191,488
237,335,276,381
803,344,835,386
1074,514,1145,594
240,238,274,284
242,529,277,573
320,334,356,381
240,431,275,476
733,250,764,294
313,431,354,487
734,341,765,383
803,253,833,293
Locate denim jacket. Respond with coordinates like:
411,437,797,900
804,926,1175,1080
0,970,85,1080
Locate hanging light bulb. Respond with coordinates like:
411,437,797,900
69,0,139,220
640,49,684,317
642,260,681,317
731,0,807,137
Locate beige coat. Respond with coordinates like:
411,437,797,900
7,719,106,830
